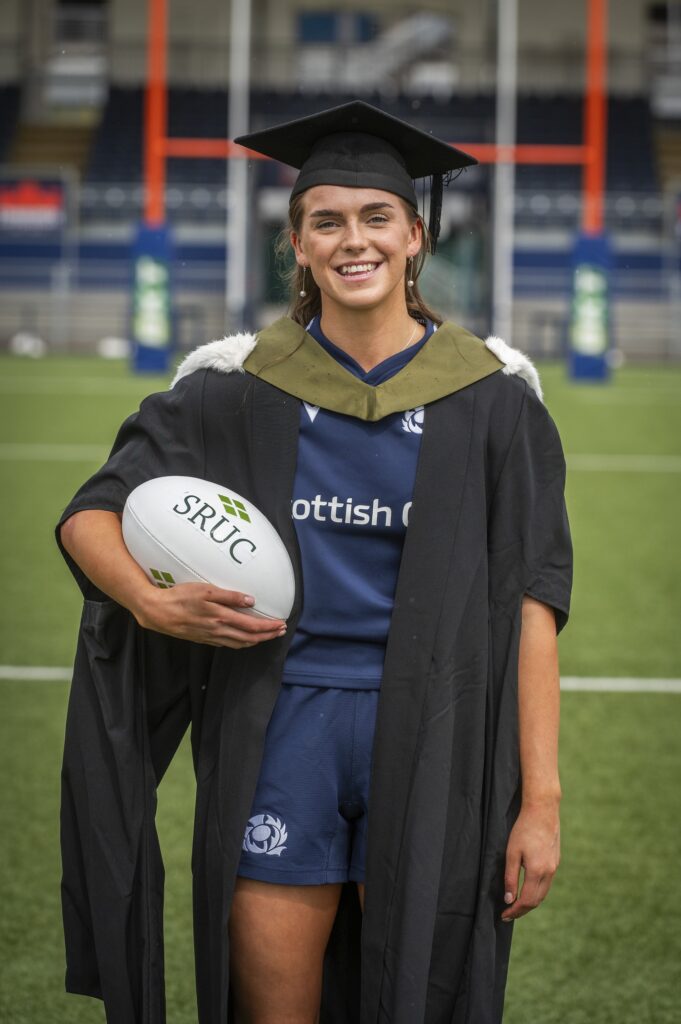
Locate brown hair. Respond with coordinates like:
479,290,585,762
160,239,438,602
275,193,443,327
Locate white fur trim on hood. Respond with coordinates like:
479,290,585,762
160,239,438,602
170,332,257,388
171,330,543,403
484,336,543,403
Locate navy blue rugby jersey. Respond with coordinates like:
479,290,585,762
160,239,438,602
281,316,435,690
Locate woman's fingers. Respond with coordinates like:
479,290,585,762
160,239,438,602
202,592,287,641
500,806,560,922
208,605,286,634
141,583,287,646
202,586,258,610
503,848,521,909
207,618,286,645
501,867,554,922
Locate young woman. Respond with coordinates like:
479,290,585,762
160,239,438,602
57,102,572,1024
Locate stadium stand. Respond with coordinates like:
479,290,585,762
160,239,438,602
80,87,658,198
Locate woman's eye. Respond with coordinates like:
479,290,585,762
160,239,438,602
315,220,337,230
368,215,389,224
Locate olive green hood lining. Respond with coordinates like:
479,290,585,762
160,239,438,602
170,317,544,413
242,317,504,421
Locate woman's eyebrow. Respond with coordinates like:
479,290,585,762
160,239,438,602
360,202,394,212
308,202,395,218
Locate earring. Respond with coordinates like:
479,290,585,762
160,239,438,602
407,257,415,289
299,266,307,298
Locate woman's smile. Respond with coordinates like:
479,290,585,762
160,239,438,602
334,261,383,282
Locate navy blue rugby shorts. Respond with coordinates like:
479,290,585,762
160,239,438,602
237,683,379,885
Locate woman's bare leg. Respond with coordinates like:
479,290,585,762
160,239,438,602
229,877,343,1024
357,883,365,913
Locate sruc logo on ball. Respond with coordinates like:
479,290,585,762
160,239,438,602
172,492,257,564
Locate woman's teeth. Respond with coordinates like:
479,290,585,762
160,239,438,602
338,263,377,275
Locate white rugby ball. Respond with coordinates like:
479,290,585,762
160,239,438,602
122,476,295,620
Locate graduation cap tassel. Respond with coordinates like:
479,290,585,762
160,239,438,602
428,173,444,254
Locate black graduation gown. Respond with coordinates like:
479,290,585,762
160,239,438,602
56,320,572,1024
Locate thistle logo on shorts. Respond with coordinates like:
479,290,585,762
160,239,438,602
402,406,424,434
242,814,288,856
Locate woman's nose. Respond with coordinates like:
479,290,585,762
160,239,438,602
341,219,367,251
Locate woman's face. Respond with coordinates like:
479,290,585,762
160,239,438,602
291,185,422,316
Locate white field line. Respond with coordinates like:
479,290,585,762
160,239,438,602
1,666,680,692
0,443,108,461
1,443,681,472
560,676,681,693
567,454,681,473
565,389,681,403
1,666,73,681
0,378,166,395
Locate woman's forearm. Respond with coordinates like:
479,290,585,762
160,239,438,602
500,594,562,920
517,594,562,805
59,509,286,647
60,509,159,621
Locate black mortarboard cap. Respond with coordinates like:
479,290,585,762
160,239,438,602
235,101,477,248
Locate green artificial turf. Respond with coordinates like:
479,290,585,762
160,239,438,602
0,354,680,1022
504,692,681,1024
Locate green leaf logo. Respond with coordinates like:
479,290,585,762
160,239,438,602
150,568,176,589
218,494,251,523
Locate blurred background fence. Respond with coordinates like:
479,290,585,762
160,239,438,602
1,0,681,360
